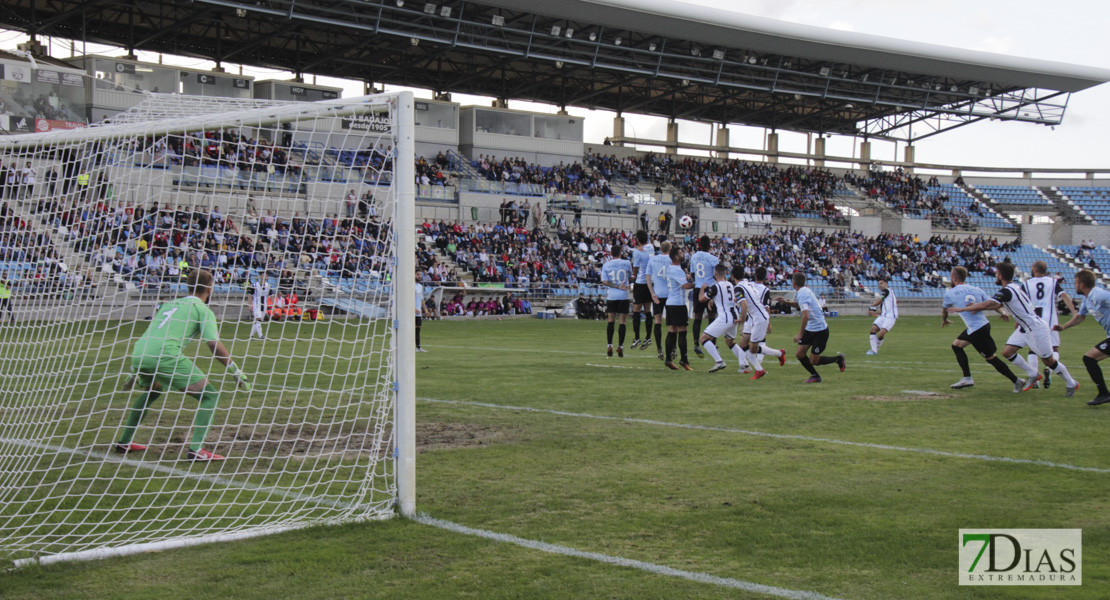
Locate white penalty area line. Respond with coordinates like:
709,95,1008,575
414,514,849,600
3,440,850,599
419,398,1110,475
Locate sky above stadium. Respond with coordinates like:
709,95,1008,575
2,0,1106,172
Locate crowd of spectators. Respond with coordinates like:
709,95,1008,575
585,152,847,221
434,290,532,318
844,168,980,228
476,155,616,199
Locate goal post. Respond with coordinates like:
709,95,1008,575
0,91,416,565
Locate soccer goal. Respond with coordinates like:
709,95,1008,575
0,91,416,565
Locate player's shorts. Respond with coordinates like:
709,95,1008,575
415,316,422,328
743,318,769,343
665,305,689,328
1006,325,1054,359
606,299,630,315
632,283,652,305
131,353,206,392
799,327,830,355
652,296,668,316
691,294,710,316
1096,338,1110,355
958,324,998,358
704,316,738,340
872,315,897,332
0,297,9,309
252,305,265,320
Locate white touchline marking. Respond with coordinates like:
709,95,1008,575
4,440,850,599
419,398,1110,474
585,363,649,370
413,514,850,600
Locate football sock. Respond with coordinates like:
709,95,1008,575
1052,360,1078,387
704,339,723,363
869,334,879,353
654,323,663,350
755,352,766,370
606,322,615,345
816,355,838,366
952,345,972,377
731,344,744,362
1083,355,1109,395
251,321,263,338
1053,351,1060,362
677,331,689,363
618,324,626,347
665,332,676,361
643,310,652,333
798,355,819,376
632,312,641,340
692,319,702,346
759,344,783,357
118,388,163,445
988,356,1019,383
1008,353,1038,377
189,384,221,452
746,350,762,371
1029,354,1039,373
878,336,885,347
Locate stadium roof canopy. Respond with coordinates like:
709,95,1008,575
6,0,1110,141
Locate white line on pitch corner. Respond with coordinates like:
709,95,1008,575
585,363,649,370
413,515,849,600
3,440,851,598
419,398,1110,474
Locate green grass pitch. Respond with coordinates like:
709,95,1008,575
2,315,1108,599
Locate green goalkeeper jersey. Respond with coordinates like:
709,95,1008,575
133,296,220,359
0,281,10,299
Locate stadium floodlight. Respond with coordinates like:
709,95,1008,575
681,78,690,86
565,28,574,38
819,67,831,76
861,74,869,82
411,37,420,46
950,85,958,92
614,36,622,46
491,15,504,26
0,91,417,566
588,32,597,41
691,47,701,56
712,49,725,60
423,2,435,14
749,56,758,65
396,0,404,5
648,42,657,51
969,86,980,95
555,60,564,68
439,6,451,17
550,25,561,36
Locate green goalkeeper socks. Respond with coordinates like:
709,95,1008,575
118,389,163,445
189,384,221,452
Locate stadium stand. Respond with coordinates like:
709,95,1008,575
973,185,1053,206
1056,187,1110,224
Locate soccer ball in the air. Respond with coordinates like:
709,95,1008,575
678,215,694,229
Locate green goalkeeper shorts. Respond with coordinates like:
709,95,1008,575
131,353,207,391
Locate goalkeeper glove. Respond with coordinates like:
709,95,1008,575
121,367,138,392
226,361,252,391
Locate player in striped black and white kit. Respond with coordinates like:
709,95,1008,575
249,275,272,340
1022,261,1075,388
736,266,785,379
698,264,739,373
866,278,898,355
950,262,1079,396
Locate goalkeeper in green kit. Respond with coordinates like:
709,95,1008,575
114,269,251,461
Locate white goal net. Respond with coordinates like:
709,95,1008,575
0,91,417,565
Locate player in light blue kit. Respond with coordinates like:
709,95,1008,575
664,246,695,370
941,266,1022,391
646,240,673,361
687,236,719,359
775,272,844,383
629,230,655,349
600,245,633,357
1056,269,1110,406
